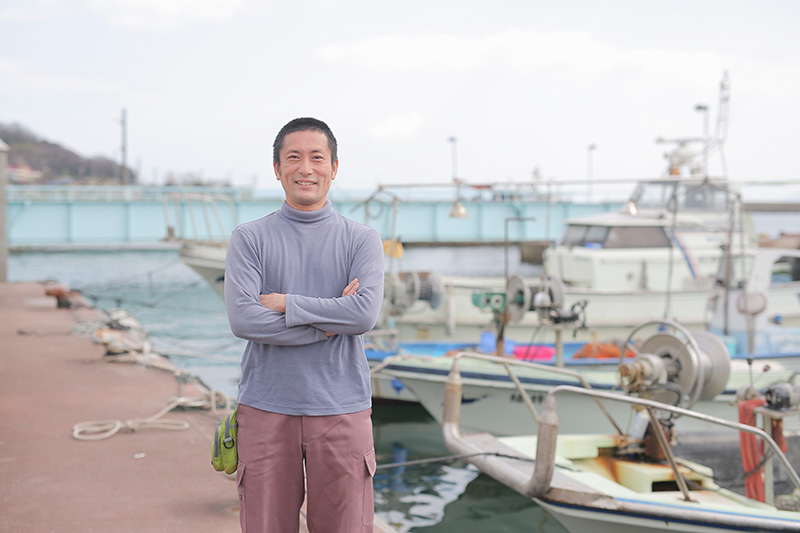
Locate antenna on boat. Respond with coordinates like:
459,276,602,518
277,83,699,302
710,71,731,177
656,72,731,178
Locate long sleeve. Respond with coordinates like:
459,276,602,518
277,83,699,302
225,226,328,346
285,230,384,335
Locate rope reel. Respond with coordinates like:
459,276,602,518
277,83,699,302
507,274,585,325
388,271,444,315
618,320,731,410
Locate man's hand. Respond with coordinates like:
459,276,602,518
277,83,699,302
259,293,286,313
341,278,359,297
326,278,359,336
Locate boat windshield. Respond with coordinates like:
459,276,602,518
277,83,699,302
632,180,730,212
559,225,671,249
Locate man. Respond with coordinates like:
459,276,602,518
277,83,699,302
224,117,385,532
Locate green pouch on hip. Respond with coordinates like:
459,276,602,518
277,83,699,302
212,408,238,474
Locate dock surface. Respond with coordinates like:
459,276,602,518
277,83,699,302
0,282,396,533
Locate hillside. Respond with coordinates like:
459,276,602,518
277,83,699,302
0,122,135,185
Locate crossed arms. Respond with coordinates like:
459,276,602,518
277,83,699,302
224,224,384,347
260,278,359,336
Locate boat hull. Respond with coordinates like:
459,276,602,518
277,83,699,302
384,357,800,435
537,497,800,533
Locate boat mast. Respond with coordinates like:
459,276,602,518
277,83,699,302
710,72,731,177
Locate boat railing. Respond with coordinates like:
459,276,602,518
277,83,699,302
419,350,623,432
443,374,800,506
162,192,238,244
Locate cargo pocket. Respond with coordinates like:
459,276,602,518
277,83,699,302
361,448,377,526
236,462,246,533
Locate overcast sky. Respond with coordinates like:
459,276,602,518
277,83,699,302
2,0,798,195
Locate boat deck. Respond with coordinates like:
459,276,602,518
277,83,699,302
0,282,396,533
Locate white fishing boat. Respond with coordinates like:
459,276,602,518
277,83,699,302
375,320,800,435
534,180,800,339
440,336,800,532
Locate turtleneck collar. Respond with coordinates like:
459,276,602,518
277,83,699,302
278,200,333,223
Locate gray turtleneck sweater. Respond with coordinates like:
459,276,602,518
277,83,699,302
224,200,384,416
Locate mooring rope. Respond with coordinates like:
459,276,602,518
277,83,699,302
72,396,210,441
70,308,236,441
376,451,534,470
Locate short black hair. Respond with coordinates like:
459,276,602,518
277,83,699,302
272,117,338,166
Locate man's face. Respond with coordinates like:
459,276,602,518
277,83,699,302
274,130,338,212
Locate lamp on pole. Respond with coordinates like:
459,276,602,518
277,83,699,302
587,144,596,202
448,136,467,218
120,107,128,185
695,104,709,176
448,136,458,181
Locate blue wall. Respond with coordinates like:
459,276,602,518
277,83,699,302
7,185,619,247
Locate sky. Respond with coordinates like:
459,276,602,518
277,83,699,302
1,0,799,196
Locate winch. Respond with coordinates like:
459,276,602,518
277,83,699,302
617,320,731,411
471,274,587,362
385,271,444,316
765,382,800,411
505,274,587,327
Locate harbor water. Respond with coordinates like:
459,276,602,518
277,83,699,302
8,248,567,532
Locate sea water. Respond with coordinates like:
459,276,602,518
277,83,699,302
8,249,566,533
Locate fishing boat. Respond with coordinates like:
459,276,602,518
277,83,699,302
381,74,800,344
374,320,800,435
439,328,800,532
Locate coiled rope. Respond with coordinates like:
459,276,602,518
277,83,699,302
72,396,210,441
71,308,235,441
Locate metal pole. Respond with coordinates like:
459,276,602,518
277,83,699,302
646,406,694,502
695,104,709,176
587,144,596,202
0,138,8,282
448,137,457,181
121,108,128,185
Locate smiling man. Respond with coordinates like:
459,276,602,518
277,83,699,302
224,117,385,532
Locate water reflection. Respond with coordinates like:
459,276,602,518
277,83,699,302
372,402,566,532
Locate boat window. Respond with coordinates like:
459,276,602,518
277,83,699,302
631,180,731,213
559,225,669,248
584,226,609,248
633,182,677,209
680,183,729,211
560,225,588,246
604,227,671,248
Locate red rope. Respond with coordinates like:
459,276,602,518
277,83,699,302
738,398,766,501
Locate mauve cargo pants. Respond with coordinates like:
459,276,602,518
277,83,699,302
236,404,376,532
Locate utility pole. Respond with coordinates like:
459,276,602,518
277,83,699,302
121,108,129,185
0,137,9,282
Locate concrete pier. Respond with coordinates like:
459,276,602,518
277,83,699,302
0,282,396,533
0,282,241,532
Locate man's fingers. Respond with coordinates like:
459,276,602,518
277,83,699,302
342,278,359,297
